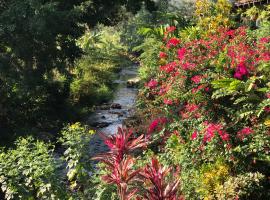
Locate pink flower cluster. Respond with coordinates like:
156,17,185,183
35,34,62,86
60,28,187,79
191,131,198,140
180,103,201,119
234,62,249,80
203,123,229,143
177,48,186,60
147,79,158,88
166,38,180,48
164,98,173,105
148,117,167,134
191,75,203,84
159,52,167,59
160,62,178,73
237,127,253,140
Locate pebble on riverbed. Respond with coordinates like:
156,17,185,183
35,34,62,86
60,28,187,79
110,103,122,109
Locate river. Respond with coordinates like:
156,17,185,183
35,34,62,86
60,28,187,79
87,65,139,156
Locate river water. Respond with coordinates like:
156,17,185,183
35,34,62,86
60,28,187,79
87,65,138,155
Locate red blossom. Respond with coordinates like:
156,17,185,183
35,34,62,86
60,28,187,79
160,62,178,73
261,52,270,61
205,87,210,92
181,62,196,71
191,75,203,84
234,62,249,79
166,38,180,48
225,29,235,37
185,103,199,112
203,123,229,143
177,48,186,60
259,37,270,43
191,131,198,140
159,52,167,59
148,117,168,134
164,98,173,105
237,127,254,140
147,79,158,88
264,107,270,113
191,85,204,93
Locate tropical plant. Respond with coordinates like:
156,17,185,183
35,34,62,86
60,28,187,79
93,128,147,200
0,137,67,200
59,123,94,193
139,158,182,200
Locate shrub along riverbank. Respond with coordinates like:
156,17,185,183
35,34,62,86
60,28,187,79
93,2,270,199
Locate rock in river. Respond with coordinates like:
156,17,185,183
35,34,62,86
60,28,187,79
110,103,122,109
127,77,140,88
90,121,111,128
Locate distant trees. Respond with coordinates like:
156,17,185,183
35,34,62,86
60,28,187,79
0,0,85,142
0,0,157,143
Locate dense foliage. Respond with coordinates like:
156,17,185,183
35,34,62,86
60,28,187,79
135,2,270,199
0,123,97,199
0,0,157,143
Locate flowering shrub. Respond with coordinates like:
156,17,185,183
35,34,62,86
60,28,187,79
137,9,270,198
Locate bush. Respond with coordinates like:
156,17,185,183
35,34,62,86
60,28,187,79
0,123,98,200
0,137,67,200
59,123,94,193
135,2,270,198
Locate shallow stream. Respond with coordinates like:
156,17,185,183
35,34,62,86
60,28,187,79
87,65,138,155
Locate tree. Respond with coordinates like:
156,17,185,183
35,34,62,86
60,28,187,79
0,0,85,141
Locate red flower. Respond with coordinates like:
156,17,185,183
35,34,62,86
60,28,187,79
166,26,176,34
159,51,167,59
203,123,229,142
261,52,270,61
264,107,270,113
160,62,178,73
259,37,269,43
148,117,167,134
147,79,158,88
225,29,235,37
164,98,173,105
237,127,253,140
191,75,203,84
220,133,230,141
234,63,249,80
166,37,180,48
181,62,196,70
185,103,199,112
205,87,210,92
191,131,198,140
177,48,186,60
191,85,204,93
